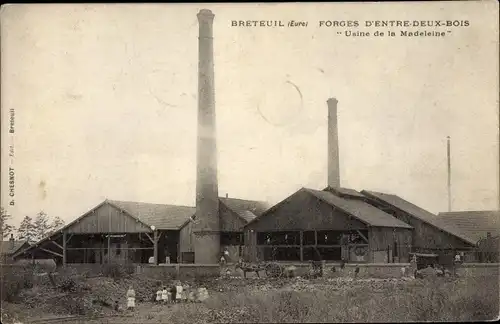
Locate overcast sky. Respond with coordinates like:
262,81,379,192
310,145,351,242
1,2,498,227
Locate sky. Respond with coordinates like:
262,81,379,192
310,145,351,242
1,2,499,228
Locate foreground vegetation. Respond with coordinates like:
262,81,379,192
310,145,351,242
1,263,498,323
198,277,499,323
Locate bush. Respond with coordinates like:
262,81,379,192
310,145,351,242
58,276,77,292
0,265,34,302
102,263,135,279
60,294,92,315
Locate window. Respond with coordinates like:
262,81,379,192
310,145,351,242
257,232,272,245
220,232,243,246
317,231,342,245
303,231,316,245
182,252,195,264
256,231,300,245
346,230,368,244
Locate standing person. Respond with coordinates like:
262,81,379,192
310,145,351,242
181,284,189,302
170,285,177,304
453,251,462,276
161,286,168,304
156,287,162,304
126,286,136,311
176,281,183,303
223,247,230,263
409,254,417,278
219,253,227,276
340,234,349,263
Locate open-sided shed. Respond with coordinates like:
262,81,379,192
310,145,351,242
14,197,269,266
244,187,412,263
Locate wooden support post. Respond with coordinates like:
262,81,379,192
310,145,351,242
299,231,304,262
153,230,159,265
62,232,67,267
107,234,111,264
314,231,318,246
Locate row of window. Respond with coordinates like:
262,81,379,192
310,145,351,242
256,230,368,245
218,230,370,246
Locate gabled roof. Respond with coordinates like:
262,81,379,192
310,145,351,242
109,197,269,230
323,186,366,199
0,240,29,255
435,210,500,244
219,197,270,223
13,196,268,259
305,188,412,229
361,190,474,245
108,200,195,230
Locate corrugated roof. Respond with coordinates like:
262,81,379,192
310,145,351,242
361,190,474,245
305,188,412,229
235,210,259,223
324,186,366,199
220,197,270,219
108,200,195,230
109,197,268,230
435,211,500,244
0,240,29,255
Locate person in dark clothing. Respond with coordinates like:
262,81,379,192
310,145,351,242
312,247,323,277
170,285,177,303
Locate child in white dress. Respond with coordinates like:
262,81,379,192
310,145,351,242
156,288,162,304
126,286,135,310
161,287,168,304
176,282,183,303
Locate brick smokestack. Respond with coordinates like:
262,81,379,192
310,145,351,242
327,98,340,188
194,9,220,264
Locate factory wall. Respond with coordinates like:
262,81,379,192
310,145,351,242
179,221,194,262
364,197,473,251
245,189,367,232
178,202,248,263
369,227,412,263
243,190,420,263
65,202,151,234
219,202,247,232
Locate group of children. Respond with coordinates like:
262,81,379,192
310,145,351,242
154,281,209,304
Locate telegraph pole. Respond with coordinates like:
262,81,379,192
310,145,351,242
447,136,452,212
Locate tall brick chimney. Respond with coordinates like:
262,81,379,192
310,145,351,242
194,9,220,264
9,233,14,250
327,98,340,188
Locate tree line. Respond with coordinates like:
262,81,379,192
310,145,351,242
1,207,65,243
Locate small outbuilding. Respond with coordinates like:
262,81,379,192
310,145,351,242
361,190,477,264
1,234,30,264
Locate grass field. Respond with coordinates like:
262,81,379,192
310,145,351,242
2,269,499,323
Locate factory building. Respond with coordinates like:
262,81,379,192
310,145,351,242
434,210,500,244
13,9,494,268
14,9,270,266
243,98,414,263
361,191,476,252
243,187,412,263
13,197,268,265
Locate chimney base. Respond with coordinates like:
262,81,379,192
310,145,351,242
193,231,220,264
